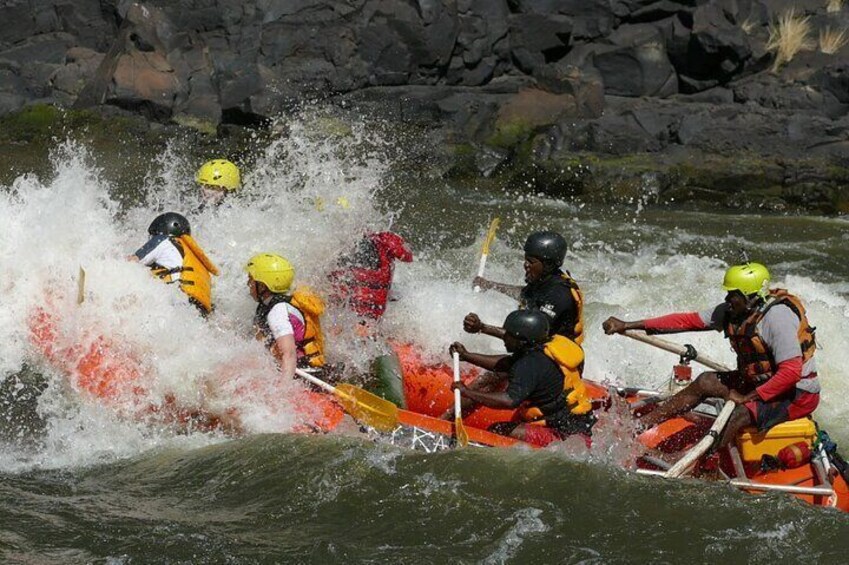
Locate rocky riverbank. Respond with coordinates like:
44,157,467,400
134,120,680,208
2,1,849,212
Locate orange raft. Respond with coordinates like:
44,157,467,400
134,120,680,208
384,343,849,512
27,304,343,434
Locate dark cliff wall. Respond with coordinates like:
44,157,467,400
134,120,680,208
2,0,849,210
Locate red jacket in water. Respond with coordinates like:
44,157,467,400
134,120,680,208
329,232,413,319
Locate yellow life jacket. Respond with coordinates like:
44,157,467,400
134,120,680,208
289,286,326,368
518,335,591,422
723,289,816,385
560,273,585,346
151,235,219,313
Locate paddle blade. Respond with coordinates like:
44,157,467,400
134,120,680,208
455,417,469,447
335,383,399,432
77,267,86,305
481,217,500,256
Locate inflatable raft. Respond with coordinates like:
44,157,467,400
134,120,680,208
374,343,849,512
26,304,849,512
28,304,344,434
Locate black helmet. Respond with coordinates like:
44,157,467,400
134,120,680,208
148,212,191,237
503,310,550,345
523,231,567,269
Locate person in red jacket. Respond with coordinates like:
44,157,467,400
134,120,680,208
329,232,413,320
602,262,820,448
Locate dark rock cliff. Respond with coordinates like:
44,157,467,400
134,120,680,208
3,0,849,211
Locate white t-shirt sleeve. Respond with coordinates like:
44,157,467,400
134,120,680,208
759,304,803,364
266,303,294,340
135,236,183,278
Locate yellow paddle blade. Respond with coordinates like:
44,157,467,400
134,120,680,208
481,217,500,256
455,416,469,447
334,383,399,432
77,267,86,305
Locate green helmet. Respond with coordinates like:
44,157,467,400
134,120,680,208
722,263,770,298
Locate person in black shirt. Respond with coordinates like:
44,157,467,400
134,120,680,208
451,310,595,446
465,231,584,345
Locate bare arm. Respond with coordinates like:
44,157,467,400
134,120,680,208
473,277,523,300
602,317,646,334
453,384,517,409
463,313,506,339
450,342,512,372
271,335,298,379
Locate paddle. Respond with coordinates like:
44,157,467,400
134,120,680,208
77,266,86,305
294,368,399,432
473,217,500,292
619,330,735,477
623,330,729,372
665,401,735,477
453,351,469,447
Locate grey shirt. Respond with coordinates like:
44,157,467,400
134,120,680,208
700,303,816,376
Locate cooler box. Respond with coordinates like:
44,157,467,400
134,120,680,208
736,418,817,462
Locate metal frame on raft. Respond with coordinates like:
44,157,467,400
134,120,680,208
634,410,840,508
360,415,840,508
635,467,839,507
365,424,486,453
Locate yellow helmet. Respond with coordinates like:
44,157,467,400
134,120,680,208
196,159,241,191
722,263,770,298
314,195,350,211
245,253,295,293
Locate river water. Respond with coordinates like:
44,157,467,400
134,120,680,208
1,118,849,563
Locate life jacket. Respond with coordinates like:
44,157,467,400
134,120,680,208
560,272,585,346
517,336,592,423
151,235,219,314
254,286,326,368
521,272,584,345
330,232,412,319
723,289,816,385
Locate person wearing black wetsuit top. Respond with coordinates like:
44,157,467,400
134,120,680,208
465,231,584,345
451,310,595,447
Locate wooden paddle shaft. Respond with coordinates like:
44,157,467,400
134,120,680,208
476,254,488,278
453,352,462,417
665,400,736,478
294,368,335,393
623,330,730,372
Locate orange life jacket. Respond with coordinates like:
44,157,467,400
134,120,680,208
151,235,219,314
254,287,326,368
723,289,816,384
517,335,592,422
561,273,585,346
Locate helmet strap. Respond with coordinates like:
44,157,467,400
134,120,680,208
255,281,273,304
745,294,765,312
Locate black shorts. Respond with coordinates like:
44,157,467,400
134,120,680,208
547,411,597,437
715,370,756,394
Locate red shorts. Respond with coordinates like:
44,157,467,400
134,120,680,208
521,425,593,448
744,390,819,431
521,425,563,447
488,421,593,448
